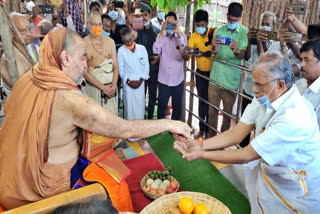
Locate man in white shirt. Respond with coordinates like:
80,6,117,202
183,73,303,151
151,8,165,29
118,26,149,141
174,52,320,214
299,39,320,126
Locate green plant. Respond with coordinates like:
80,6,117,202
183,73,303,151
150,0,211,14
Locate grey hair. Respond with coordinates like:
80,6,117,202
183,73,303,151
63,29,81,54
10,12,27,19
260,11,277,27
38,19,52,26
253,52,295,88
88,11,102,23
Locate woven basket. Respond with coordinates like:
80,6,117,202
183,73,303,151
140,191,231,214
140,174,179,200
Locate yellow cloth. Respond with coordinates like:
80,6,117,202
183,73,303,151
86,58,118,115
188,27,216,71
127,141,145,156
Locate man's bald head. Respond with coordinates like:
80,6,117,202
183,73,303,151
61,29,87,85
63,29,83,55
10,12,32,45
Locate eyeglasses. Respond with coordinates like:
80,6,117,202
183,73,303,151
253,78,278,90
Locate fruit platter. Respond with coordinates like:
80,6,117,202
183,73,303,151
140,191,232,214
141,167,179,199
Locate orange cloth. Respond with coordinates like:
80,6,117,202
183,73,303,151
0,27,80,209
85,133,132,183
0,206,5,212
83,163,134,212
33,15,44,27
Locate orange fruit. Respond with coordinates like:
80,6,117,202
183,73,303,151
178,197,194,214
193,203,209,214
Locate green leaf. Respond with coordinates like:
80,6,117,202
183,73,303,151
157,0,165,10
151,0,156,7
198,0,204,8
169,0,177,9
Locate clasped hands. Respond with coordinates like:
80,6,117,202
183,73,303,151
172,134,204,161
101,84,117,98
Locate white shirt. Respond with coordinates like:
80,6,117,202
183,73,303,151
299,76,320,126
27,44,40,63
241,85,320,170
118,44,149,94
151,17,162,29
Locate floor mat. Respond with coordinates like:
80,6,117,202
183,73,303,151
147,132,251,214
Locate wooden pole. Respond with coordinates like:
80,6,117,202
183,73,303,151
185,3,191,35
0,6,20,86
83,0,88,25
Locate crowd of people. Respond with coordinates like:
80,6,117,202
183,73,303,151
1,0,320,213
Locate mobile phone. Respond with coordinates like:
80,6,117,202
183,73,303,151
41,26,54,35
187,47,200,55
165,23,176,31
113,1,124,8
290,4,307,15
216,36,232,45
132,16,143,30
250,38,257,45
249,29,258,45
287,32,303,43
265,31,278,40
38,5,55,14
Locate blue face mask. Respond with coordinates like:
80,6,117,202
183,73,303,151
255,82,278,108
157,12,165,20
227,22,238,30
196,27,206,35
102,30,110,36
144,20,150,27
260,26,271,31
166,30,174,35
108,10,118,21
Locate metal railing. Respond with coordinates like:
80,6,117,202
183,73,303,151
184,56,253,135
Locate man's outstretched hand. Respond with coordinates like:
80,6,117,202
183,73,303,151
168,121,192,139
173,134,204,161
0,0,6,6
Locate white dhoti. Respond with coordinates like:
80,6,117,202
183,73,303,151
246,158,320,214
123,82,145,142
86,59,118,115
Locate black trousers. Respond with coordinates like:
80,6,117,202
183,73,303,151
145,64,159,119
239,91,253,147
195,68,210,132
157,81,184,121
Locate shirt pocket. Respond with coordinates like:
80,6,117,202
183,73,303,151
138,56,146,65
